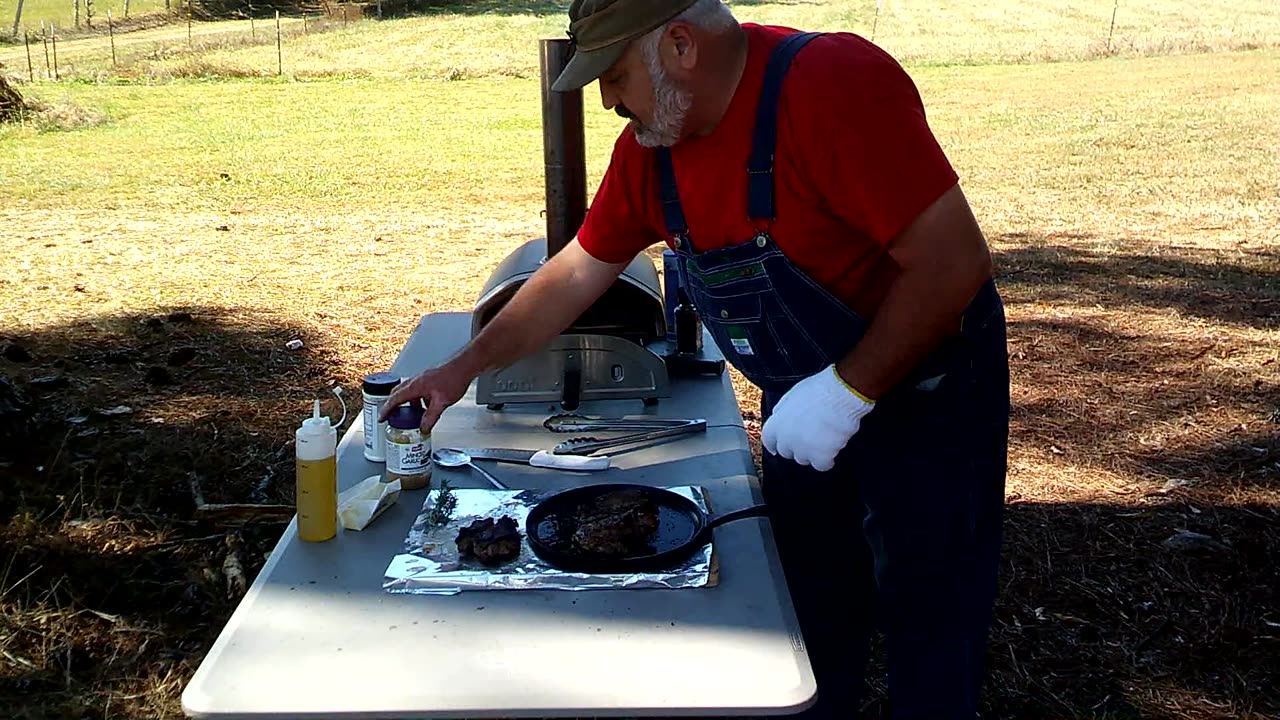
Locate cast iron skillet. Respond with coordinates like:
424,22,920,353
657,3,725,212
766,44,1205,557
525,483,768,574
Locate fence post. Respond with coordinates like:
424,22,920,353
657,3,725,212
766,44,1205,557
74,0,80,29
187,0,192,46
870,0,881,41
25,32,34,82
1107,0,1120,53
376,0,382,19
250,0,255,40
50,23,58,80
124,0,130,19
42,23,51,80
275,10,281,75
11,0,24,41
107,9,116,67
85,0,94,28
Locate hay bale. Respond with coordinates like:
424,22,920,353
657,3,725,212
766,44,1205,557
0,74,28,123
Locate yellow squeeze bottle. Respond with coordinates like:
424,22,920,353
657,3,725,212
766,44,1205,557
295,399,338,542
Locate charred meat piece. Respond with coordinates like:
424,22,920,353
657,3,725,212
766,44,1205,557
456,516,522,566
571,489,660,555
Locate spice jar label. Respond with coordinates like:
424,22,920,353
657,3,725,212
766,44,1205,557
388,440,429,474
362,402,380,452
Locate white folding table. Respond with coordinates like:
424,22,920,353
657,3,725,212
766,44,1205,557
181,312,816,718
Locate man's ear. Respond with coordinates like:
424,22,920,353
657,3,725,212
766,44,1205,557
667,23,698,71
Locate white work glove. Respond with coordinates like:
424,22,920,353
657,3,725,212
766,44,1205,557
761,364,875,472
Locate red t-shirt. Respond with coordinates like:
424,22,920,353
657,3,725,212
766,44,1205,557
576,24,959,318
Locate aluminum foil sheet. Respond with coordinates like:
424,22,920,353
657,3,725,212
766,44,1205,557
382,486,714,595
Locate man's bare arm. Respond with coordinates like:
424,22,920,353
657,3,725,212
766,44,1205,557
835,184,993,399
452,240,629,377
381,239,629,430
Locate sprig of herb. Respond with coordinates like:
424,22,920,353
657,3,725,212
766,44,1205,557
428,478,457,527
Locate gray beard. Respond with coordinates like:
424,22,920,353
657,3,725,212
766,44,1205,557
633,54,692,148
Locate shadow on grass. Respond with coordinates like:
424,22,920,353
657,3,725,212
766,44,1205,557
0,306,343,718
1003,315,1278,496
1,235,1277,719
967,236,1278,718
994,235,1280,331
977,499,1280,720
988,236,1278,502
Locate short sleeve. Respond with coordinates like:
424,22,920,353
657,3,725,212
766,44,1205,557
787,36,959,246
576,130,665,264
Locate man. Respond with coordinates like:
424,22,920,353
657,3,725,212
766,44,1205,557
382,0,1010,717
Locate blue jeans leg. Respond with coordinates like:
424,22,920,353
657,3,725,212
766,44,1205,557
761,295,1008,720
852,311,1009,719
761,395,876,718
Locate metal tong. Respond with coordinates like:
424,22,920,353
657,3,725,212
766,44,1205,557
543,413,702,433
544,414,707,456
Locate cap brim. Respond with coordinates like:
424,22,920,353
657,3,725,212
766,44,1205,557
551,42,629,92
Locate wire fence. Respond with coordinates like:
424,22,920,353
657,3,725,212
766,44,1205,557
2,0,1277,84
6,0,382,38
9,0,172,38
3,0,369,81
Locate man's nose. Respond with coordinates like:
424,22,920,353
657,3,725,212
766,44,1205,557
599,84,618,111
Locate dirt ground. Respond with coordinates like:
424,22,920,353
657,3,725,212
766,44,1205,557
2,207,1277,718
3,35,1280,706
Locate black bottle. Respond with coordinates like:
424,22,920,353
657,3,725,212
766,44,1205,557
675,287,702,355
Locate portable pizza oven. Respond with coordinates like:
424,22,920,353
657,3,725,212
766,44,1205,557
471,38,673,410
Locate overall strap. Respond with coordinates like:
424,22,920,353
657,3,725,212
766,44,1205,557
747,31,823,222
655,146,688,236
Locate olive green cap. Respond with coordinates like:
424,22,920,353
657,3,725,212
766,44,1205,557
552,0,700,92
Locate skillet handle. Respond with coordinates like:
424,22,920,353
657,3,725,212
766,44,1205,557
704,504,770,531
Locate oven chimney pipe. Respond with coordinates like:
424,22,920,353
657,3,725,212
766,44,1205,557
540,38,587,259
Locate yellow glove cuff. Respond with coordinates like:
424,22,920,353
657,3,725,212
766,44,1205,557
831,366,875,405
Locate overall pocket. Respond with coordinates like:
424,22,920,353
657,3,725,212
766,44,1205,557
682,256,773,298
686,286,799,387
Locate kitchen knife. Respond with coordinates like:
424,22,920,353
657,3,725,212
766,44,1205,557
454,447,611,472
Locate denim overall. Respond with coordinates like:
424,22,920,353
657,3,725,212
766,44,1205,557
659,32,1011,720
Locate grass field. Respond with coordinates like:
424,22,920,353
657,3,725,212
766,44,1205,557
1,0,1279,718
2,0,1279,79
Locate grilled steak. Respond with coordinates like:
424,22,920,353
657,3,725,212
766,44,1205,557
571,489,660,555
456,516,522,566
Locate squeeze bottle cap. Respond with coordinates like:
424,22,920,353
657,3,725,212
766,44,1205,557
302,399,332,432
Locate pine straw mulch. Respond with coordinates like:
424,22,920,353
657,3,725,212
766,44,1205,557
0,230,1278,719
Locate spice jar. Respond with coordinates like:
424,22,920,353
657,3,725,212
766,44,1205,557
361,371,401,463
384,403,432,490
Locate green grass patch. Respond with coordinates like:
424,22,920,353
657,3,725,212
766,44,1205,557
0,74,618,211
2,48,1277,252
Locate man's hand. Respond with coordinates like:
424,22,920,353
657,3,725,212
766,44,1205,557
379,363,474,434
761,364,875,472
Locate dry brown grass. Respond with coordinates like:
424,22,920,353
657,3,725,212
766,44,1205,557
4,0,1280,82
21,95,109,130
0,29,1277,720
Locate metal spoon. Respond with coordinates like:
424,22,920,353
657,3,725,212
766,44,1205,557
431,448,507,490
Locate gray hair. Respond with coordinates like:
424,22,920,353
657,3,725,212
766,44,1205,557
639,0,738,62
630,0,735,147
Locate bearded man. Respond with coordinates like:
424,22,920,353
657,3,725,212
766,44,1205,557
383,0,1011,717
